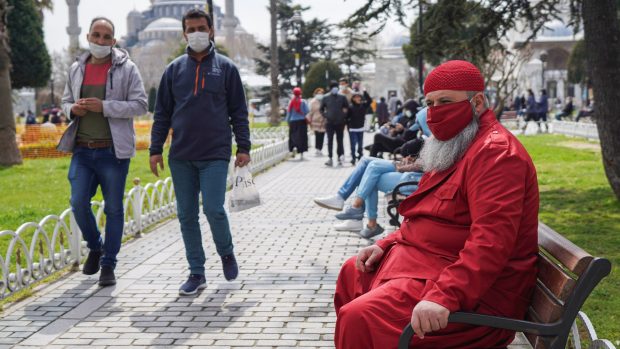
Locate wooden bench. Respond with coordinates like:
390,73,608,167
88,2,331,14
398,222,612,349
501,110,518,121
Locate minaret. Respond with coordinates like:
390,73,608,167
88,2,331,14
66,0,81,54
222,0,238,58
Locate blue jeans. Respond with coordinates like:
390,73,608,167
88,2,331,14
168,158,233,275
68,146,130,268
337,157,395,200
358,171,422,219
349,131,364,160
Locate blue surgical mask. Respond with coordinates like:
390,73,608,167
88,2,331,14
331,87,339,94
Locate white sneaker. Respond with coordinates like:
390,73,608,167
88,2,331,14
334,219,363,231
339,155,345,163
314,195,345,211
315,149,322,156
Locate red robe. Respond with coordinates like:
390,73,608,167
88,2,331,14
335,109,539,349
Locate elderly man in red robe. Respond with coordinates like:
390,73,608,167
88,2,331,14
334,60,539,349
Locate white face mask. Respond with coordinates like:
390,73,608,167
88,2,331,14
405,110,413,118
89,42,112,59
186,32,211,53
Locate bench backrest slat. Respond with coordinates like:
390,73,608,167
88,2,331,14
537,253,576,301
538,223,592,275
528,282,564,323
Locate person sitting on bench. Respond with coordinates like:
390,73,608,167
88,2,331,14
314,138,424,239
333,60,540,349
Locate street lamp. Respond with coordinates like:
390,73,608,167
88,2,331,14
540,50,548,91
323,45,332,82
291,11,303,87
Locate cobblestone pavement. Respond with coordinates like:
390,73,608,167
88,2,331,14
1,141,530,348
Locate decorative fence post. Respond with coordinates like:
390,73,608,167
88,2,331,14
132,178,143,238
69,213,81,271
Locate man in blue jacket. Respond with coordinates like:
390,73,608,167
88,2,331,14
149,9,251,296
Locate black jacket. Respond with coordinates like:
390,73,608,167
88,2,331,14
347,103,367,129
320,93,349,125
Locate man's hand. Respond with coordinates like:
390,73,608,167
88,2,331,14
411,300,450,339
355,245,384,273
235,153,251,167
71,103,88,117
149,154,164,177
79,98,104,113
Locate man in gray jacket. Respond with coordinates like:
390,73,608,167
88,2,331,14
60,17,147,286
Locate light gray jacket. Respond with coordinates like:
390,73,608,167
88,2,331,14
60,48,147,159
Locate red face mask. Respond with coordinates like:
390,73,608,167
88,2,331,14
427,99,474,141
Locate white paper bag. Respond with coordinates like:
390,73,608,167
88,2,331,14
229,166,261,212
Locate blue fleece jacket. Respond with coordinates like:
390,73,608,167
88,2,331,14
150,45,250,161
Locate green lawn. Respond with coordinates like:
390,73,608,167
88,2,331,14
0,149,168,233
518,134,620,342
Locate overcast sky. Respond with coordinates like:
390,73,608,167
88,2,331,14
43,0,411,54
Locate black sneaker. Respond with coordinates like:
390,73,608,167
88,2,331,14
82,249,102,275
98,266,116,286
221,254,239,281
179,274,206,296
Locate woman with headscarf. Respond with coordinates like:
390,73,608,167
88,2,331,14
286,87,309,158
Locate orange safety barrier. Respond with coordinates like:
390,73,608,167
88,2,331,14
16,120,167,159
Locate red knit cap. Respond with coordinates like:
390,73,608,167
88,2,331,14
423,60,484,95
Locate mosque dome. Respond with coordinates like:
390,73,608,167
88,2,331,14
143,17,182,33
153,0,204,4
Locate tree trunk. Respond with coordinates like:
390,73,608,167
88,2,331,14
0,0,22,167
269,0,280,126
582,0,620,200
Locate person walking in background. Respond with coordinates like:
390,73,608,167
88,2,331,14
149,9,251,296
521,89,538,133
307,88,326,156
320,81,349,167
388,92,401,117
537,89,549,132
347,92,369,165
339,77,353,103
59,17,147,287
376,97,389,126
286,87,309,159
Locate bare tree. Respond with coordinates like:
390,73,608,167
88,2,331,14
0,0,22,166
269,0,280,125
482,47,532,116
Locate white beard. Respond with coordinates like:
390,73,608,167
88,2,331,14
418,116,480,173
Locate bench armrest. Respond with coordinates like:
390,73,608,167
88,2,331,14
391,180,419,203
398,312,561,349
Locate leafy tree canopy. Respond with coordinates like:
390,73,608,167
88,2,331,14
255,0,332,96
7,0,51,89
302,60,343,98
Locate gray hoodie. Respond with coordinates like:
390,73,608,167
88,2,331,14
60,48,147,159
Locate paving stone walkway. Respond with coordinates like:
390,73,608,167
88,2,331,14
0,143,530,348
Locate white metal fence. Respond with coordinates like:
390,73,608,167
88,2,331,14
0,133,289,300
552,121,600,140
